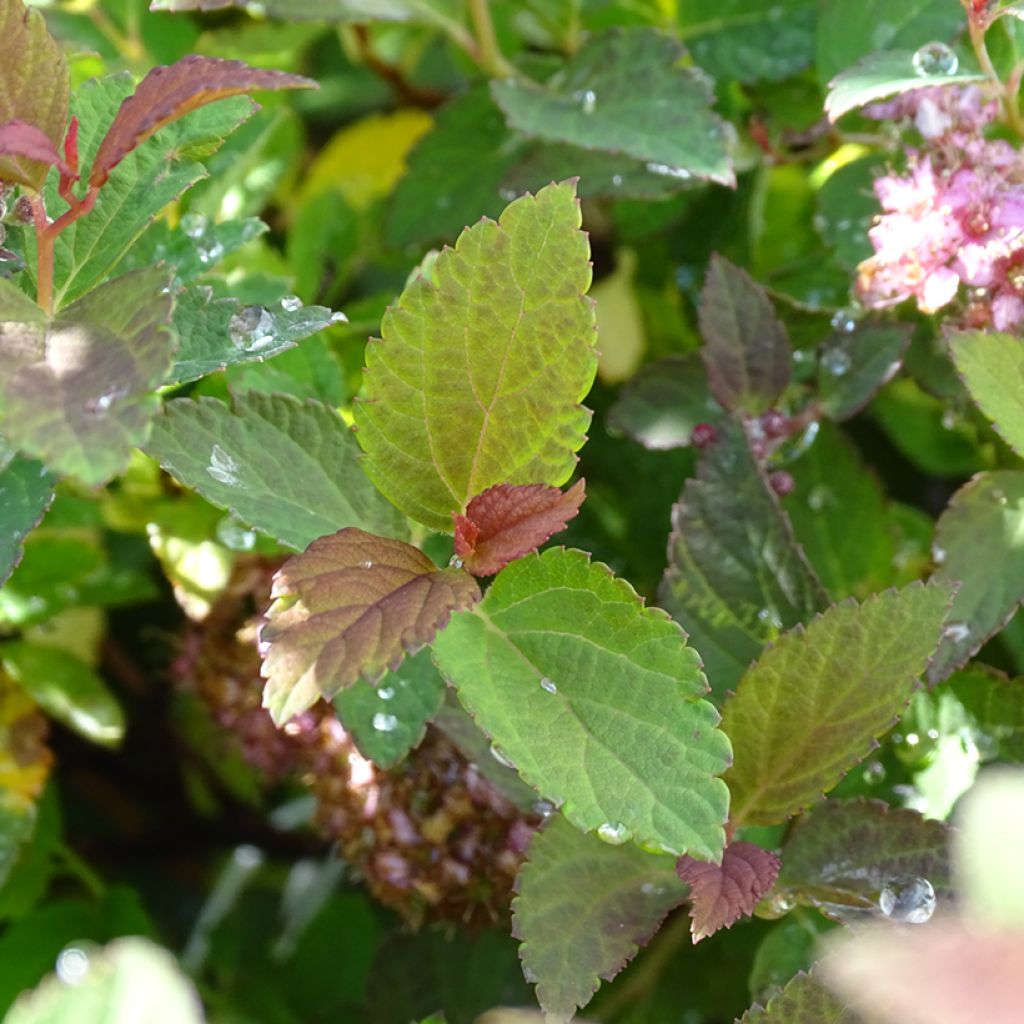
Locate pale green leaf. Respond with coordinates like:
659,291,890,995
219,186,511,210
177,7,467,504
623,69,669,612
948,330,1024,458
145,392,406,551
723,582,952,827
739,969,861,1023
1,642,125,748
492,29,734,186
432,547,731,859
0,456,54,587
357,181,597,532
512,814,686,1023
0,268,175,487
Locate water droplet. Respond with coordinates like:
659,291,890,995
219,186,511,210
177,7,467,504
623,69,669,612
216,515,257,551
596,822,631,845
863,760,886,784
330,311,348,324
373,712,398,733
942,621,971,644
280,294,302,312
378,686,395,701
449,555,464,569
532,799,556,818
84,386,127,414
933,545,947,565
523,965,539,983
197,240,224,264
757,607,783,630
56,945,92,985
807,485,832,512
358,560,374,569
640,882,665,895
540,677,557,694
611,174,623,187
830,307,859,333
879,876,935,923
645,162,692,180
575,88,597,114
229,305,276,351
991,487,1008,506
490,745,516,769
180,212,208,239
941,408,958,430
913,42,959,78
756,890,795,919
499,187,517,201
207,444,240,486
822,345,852,376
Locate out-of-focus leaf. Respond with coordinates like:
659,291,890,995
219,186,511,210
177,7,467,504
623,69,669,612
677,841,780,943
949,330,1024,458
748,918,823,1007
815,157,879,270
0,643,124,748
776,798,952,914
334,648,446,768
0,122,65,181
817,326,909,420
0,0,68,189
929,471,1024,684
512,814,686,1023
261,529,480,724
723,582,953,827
357,181,596,532
606,353,722,450
0,457,53,588
739,969,861,1023
825,50,983,122
150,0,450,23
659,419,827,699
146,392,403,550
0,268,174,488
678,0,816,84
951,665,1024,761
432,547,731,859
698,255,790,414
782,423,894,600
492,30,734,186
4,937,203,1024
453,480,585,577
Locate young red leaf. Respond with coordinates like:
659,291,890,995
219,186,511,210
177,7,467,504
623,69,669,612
89,56,317,188
453,480,586,577
676,840,781,943
0,120,68,175
260,528,481,724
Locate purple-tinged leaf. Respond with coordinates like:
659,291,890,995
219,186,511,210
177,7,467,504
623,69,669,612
739,969,862,1023
260,529,480,724
699,255,790,414
0,0,69,190
453,480,585,577
723,581,953,827
0,120,66,177
513,814,686,1023
677,841,780,943
90,56,315,188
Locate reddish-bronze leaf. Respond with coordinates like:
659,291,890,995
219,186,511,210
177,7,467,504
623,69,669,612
260,528,481,724
0,120,67,175
89,56,316,188
677,840,781,943
453,480,586,577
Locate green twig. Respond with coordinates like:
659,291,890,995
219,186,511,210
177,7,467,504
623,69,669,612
467,0,516,79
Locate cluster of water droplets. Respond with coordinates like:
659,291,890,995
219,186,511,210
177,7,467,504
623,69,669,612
180,212,226,266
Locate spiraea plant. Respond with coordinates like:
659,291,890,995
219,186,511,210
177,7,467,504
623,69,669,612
2,0,1024,1022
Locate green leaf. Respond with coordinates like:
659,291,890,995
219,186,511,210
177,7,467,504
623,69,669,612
334,648,446,767
432,547,731,859
776,798,952,914
492,29,734,186
357,181,597,532
261,529,481,724
698,255,791,414
748,918,823,1007
781,423,895,600
22,74,255,308
4,937,203,1024
659,419,827,699
0,268,175,488
815,157,880,270
739,969,861,1023
512,814,686,1023
0,0,69,190
723,582,953,827
951,664,1024,762
149,0,452,24
606,353,723,450
818,326,909,420
929,471,1024,684
165,287,342,386
386,89,527,249
678,0,816,85
948,330,1024,458
816,0,966,83
0,642,125,748
0,457,54,588
824,50,984,122
147,393,404,550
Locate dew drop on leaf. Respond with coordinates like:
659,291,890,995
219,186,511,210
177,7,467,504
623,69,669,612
942,621,970,643
821,345,852,377
56,945,92,985
574,88,597,114
215,514,257,551
180,212,208,239
207,444,240,486
596,821,631,845
878,876,935,923
280,294,302,312
912,42,958,78
540,677,558,694
372,712,399,733
377,686,395,701
490,745,516,769
830,307,859,333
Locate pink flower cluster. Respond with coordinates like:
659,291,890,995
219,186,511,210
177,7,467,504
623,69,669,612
857,85,1024,331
